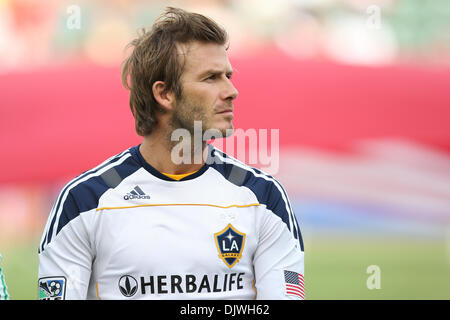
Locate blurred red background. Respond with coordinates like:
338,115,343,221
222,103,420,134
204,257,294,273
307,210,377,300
1,50,449,184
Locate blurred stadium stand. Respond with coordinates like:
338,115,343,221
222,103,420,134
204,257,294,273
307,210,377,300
1,0,450,72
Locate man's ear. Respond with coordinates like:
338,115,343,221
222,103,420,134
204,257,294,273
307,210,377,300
152,81,175,111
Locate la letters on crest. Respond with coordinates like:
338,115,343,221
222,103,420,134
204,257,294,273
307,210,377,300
214,223,246,268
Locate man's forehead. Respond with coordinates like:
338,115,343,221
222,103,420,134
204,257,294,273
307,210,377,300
177,41,232,74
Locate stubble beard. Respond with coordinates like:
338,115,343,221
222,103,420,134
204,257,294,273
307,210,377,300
168,93,234,157
168,94,209,158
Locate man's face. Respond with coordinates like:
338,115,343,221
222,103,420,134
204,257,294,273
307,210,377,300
170,41,238,138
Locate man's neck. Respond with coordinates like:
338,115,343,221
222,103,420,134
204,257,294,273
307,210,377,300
139,130,208,175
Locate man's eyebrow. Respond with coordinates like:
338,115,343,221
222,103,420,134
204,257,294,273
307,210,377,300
199,69,233,78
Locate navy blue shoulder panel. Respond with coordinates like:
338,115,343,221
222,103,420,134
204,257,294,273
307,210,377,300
56,154,141,235
40,149,143,253
209,147,304,251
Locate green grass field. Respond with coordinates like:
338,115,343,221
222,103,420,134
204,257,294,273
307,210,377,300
306,234,450,299
2,234,450,299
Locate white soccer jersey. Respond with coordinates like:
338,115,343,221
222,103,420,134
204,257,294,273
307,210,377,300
38,145,304,300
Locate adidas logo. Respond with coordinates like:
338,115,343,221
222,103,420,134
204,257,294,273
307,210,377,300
123,186,150,200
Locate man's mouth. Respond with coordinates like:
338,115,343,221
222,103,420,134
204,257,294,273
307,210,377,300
216,109,233,115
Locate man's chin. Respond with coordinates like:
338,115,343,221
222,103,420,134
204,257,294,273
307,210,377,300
217,122,234,138
222,126,234,138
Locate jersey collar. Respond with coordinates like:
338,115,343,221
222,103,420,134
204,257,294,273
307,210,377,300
131,144,213,182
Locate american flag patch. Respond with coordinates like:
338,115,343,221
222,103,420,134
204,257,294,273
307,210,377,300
284,270,305,299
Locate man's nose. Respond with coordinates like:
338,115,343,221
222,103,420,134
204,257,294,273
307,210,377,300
222,78,239,101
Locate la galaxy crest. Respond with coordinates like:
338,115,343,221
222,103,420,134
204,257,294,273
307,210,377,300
214,224,245,268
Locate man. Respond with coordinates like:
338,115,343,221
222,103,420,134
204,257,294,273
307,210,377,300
38,7,304,300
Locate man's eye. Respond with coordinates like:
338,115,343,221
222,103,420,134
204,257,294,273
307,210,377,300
206,75,217,80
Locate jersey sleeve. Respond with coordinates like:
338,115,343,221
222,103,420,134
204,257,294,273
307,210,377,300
38,190,95,300
252,181,305,300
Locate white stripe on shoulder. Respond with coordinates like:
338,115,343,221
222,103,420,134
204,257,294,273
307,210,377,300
50,152,132,245
213,148,299,248
41,150,131,251
39,149,130,250
39,149,131,249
